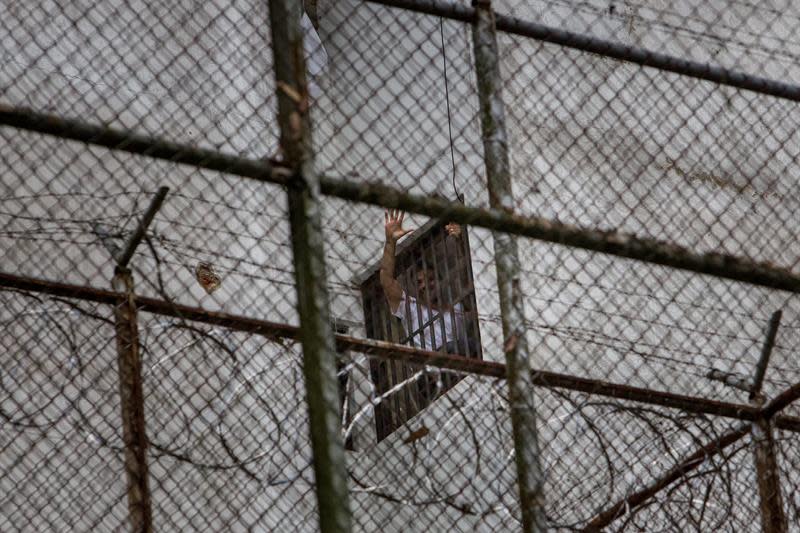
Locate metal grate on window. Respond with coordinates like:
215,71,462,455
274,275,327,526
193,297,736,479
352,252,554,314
360,220,482,441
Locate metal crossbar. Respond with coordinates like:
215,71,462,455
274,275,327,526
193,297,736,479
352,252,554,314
8,270,800,430
4,105,800,296
365,0,800,103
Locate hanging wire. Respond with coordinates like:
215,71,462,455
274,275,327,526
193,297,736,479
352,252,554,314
440,17,463,204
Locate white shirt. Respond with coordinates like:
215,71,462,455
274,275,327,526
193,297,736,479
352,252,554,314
392,291,465,351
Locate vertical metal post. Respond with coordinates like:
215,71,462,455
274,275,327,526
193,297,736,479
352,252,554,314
751,311,782,401
116,187,169,268
268,2,352,532
471,1,547,531
109,188,166,533
753,418,787,533
750,311,787,533
112,268,152,533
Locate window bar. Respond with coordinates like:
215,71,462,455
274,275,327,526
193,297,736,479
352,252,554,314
454,225,470,291
454,229,473,357
461,226,483,359
472,1,547,531
397,255,421,416
443,217,467,300
363,286,387,440
429,230,457,391
419,244,439,400
268,1,352,531
412,247,429,401
439,227,464,388
400,256,414,345
372,283,391,434
409,254,427,351
445,227,474,358
390,269,419,427
436,226,462,356
420,243,437,351
387,347,405,432
376,282,402,435
428,233,450,354
370,283,390,439
402,257,424,426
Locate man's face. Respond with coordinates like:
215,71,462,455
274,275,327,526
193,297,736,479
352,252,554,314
416,268,437,303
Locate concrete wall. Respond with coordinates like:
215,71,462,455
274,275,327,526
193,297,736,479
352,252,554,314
2,0,799,530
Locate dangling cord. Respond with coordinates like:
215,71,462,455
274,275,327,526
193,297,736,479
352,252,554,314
440,17,463,204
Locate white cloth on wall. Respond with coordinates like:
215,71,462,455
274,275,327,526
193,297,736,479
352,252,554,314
392,291,465,350
301,12,328,97
301,12,328,76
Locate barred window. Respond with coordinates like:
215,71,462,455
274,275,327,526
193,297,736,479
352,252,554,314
360,220,482,442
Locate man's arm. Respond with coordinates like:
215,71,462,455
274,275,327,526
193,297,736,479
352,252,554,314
381,210,412,314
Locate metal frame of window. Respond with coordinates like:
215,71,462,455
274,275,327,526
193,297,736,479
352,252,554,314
360,220,482,442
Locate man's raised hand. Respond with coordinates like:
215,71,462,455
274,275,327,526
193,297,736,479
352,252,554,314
384,209,413,243
445,222,462,238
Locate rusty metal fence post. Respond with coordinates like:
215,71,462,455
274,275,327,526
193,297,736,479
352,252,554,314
706,309,788,532
268,1,353,532
112,267,153,533
750,311,787,533
753,418,787,533
471,1,548,531
109,187,167,533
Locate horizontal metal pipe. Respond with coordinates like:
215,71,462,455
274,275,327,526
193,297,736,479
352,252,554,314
0,271,300,341
317,176,800,294
763,381,800,419
0,271,765,423
528,371,758,421
365,0,800,104
0,104,285,186
774,415,800,433
494,15,800,103
4,106,800,295
363,0,474,22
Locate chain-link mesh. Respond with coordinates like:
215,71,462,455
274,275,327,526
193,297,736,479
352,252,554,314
3,0,800,531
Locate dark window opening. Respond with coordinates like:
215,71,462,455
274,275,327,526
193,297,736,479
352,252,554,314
360,221,482,442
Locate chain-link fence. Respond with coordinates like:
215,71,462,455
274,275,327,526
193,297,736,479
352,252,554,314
3,0,800,531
